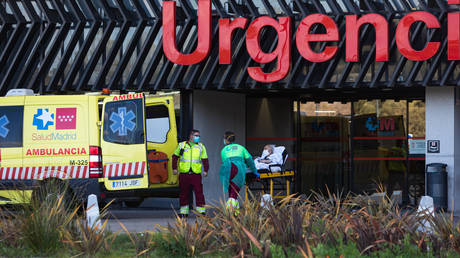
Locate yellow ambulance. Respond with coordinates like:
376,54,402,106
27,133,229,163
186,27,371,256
0,90,179,207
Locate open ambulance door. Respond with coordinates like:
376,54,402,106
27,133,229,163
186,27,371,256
100,94,149,191
144,96,178,187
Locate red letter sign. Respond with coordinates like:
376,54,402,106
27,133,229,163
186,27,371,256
163,0,211,65
448,0,460,60
346,14,389,62
246,17,292,83
396,11,440,61
219,18,249,64
296,14,339,62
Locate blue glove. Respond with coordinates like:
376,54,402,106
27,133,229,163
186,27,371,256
254,172,260,178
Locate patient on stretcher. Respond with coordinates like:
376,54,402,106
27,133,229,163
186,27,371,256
254,145,283,172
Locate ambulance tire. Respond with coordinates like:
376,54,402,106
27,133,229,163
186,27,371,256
124,198,144,208
32,179,77,211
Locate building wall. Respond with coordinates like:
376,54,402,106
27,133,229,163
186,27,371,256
426,87,460,213
246,97,294,168
192,91,246,205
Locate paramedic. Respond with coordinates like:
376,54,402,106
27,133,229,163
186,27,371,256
172,129,209,217
219,131,259,210
254,144,283,172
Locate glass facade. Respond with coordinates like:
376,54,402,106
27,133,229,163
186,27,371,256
295,99,425,205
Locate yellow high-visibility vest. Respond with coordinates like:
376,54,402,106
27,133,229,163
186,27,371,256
174,141,208,174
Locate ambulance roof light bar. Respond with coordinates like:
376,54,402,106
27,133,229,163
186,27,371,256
5,89,35,97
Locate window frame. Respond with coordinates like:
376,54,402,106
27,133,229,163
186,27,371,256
103,99,145,145
0,105,24,148
145,104,171,144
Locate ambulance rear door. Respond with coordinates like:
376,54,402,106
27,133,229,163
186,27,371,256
101,94,148,191
144,96,178,187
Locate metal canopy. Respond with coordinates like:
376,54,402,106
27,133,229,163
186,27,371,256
0,0,458,94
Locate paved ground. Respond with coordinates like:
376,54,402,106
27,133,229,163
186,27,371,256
105,198,198,232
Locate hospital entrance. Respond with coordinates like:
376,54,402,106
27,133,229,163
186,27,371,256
246,97,426,205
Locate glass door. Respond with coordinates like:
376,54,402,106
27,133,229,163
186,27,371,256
352,100,408,203
295,102,351,195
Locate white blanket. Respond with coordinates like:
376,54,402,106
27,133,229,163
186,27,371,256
254,146,284,172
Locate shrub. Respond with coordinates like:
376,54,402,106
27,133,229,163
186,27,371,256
426,211,460,255
62,200,114,256
19,182,78,255
158,187,459,257
208,197,273,256
160,215,214,256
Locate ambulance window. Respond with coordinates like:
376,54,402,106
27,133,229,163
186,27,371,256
146,105,170,143
103,99,144,145
0,106,23,148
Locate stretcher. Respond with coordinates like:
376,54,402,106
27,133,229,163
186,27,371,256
245,170,295,202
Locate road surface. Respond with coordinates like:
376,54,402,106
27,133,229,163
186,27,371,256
105,198,198,232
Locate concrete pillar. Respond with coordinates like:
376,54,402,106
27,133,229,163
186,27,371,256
192,91,246,205
426,87,460,213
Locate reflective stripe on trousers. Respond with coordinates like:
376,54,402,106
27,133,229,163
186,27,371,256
196,206,206,214
180,205,189,215
226,198,239,209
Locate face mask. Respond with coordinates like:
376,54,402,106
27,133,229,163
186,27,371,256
193,136,200,143
262,150,270,157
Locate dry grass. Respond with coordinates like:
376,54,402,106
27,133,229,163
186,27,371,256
0,182,458,257
163,189,460,257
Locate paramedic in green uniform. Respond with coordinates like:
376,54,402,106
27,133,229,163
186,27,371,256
219,131,259,209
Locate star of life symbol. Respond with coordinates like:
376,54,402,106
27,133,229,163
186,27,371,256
365,117,379,132
33,109,54,130
110,107,136,136
0,115,10,138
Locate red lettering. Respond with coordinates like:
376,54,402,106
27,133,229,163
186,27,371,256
160,7,453,83
26,149,31,156
112,96,118,101
448,0,460,60
163,0,211,65
246,16,292,83
65,148,70,155
296,14,338,62
219,18,248,64
58,148,63,155
40,149,45,156
33,149,39,156
380,118,395,131
396,11,440,61
71,148,77,155
81,148,86,155
346,14,389,62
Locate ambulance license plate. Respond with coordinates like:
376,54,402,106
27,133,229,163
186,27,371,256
112,179,141,188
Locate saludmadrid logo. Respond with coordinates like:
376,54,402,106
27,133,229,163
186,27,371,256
32,132,77,141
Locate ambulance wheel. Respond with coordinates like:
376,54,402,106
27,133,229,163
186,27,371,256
124,198,144,208
32,179,77,211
